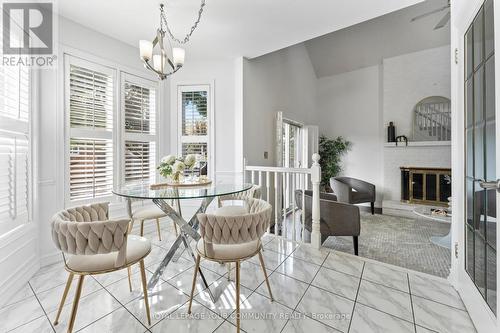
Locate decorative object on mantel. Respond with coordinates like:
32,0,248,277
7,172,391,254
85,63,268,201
395,135,408,146
318,135,351,191
139,1,206,80
412,96,451,141
387,121,396,142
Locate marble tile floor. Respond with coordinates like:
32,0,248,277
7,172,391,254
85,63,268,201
0,224,477,333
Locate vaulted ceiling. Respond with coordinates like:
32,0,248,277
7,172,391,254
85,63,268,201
305,0,450,77
58,0,424,61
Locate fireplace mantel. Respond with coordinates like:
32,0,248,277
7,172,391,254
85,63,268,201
384,141,451,148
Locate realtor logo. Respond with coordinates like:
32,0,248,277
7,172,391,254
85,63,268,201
2,1,57,67
3,2,53,54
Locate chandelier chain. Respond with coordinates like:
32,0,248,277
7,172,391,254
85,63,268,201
160,0,206,45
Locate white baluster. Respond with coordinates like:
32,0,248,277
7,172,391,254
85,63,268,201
266,171,271,233
274,171,278,236
282,172,287,239
301,174,306,243
310,154,321,249
292,173,296,242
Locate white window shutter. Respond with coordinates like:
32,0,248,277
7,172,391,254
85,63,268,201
0,62,30,233
178,85,210,175
68,61,114,201
123,75,157,183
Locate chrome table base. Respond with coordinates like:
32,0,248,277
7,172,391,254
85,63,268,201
148,197,215,302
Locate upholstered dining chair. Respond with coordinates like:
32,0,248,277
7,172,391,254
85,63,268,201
51,202,152,333
217,184,262,207
126,198,178,241
187,198,273,332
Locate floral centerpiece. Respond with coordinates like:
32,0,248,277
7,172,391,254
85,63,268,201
157,154,197,183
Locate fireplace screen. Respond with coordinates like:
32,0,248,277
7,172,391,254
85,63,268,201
400,167,451,206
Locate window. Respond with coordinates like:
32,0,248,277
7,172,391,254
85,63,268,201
0,63,31,234
65,54,160,203
66,56,115,201
178,85,211,173
122,74,157,183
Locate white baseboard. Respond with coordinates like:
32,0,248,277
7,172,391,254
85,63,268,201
0,254,38,308
40,250,63,267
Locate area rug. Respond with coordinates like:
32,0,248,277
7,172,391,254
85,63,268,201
322,212,451,277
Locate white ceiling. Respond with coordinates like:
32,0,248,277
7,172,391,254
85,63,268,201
58,0,424,62
305,0,450,78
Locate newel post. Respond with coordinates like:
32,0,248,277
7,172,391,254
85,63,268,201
310,153,322,249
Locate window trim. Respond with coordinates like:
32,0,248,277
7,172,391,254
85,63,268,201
63,50,160,206
177,84,214,179
120,72,159,184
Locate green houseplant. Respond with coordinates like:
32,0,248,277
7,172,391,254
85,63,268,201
318,135,351,191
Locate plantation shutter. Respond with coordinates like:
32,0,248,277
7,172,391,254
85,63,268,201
123,75,157,183
67,58,115,201
178,85,210,174
0,63,31,233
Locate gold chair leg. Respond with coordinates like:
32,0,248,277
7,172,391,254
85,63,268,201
140,220,145,236
128,219,135,234
67,275,84,333
227,263,231,281
258,251,274,301
156,218,162,241
236,260,241,333
188,254,201,314
127,266,133,292
139,260,151,326
53,272,74,325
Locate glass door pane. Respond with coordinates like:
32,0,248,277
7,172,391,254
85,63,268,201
464,0,497,315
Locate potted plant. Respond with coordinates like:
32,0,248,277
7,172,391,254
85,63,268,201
318,135,351,192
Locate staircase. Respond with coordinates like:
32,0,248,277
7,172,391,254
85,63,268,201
413,101,451,141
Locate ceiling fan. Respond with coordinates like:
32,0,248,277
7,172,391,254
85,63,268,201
411,0,450,30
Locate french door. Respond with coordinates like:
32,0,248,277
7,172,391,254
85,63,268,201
454,0,499,331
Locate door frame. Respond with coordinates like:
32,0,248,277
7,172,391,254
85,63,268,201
451,0,499,331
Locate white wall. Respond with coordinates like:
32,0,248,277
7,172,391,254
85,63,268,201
168,58,240,182
383,46,451,138
382,45,451,201
316,65,384,206
242,43,318,166
314,45,451,207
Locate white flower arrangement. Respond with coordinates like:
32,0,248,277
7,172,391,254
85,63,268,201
184,154,197,169
157,154,199,182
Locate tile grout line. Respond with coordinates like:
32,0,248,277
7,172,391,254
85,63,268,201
407,273,417,333
279,249,344,333
91,273,152,332
26,282,56,333
346,261,365,333
215,240,298,330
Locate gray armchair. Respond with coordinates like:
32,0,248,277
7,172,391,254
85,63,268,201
330,177,376,214
295,190,360,255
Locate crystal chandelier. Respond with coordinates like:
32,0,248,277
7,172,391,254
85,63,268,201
139,1,206,80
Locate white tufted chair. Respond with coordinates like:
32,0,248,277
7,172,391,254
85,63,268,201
51,202,152,333
187,198,274,332
217,185,262,207
126,198,178,242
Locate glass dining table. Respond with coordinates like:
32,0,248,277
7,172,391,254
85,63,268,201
113,181,253,302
